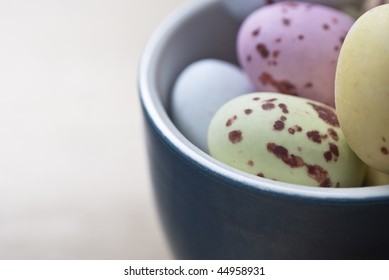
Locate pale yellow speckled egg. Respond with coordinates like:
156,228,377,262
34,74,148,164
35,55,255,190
208,92,366,187
335,4,389,174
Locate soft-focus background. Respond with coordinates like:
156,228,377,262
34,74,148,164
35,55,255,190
0,0,187,259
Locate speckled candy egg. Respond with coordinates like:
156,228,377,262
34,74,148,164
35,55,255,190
237,1,354,107
208,92,366,187
335,4,389,174
221,0,363,21
170,59,254,153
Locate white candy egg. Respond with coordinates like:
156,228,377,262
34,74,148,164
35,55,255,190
170,59,254,153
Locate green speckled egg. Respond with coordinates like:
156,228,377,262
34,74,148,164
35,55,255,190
208,92,366,187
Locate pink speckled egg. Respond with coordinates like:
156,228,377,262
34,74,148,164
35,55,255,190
237,1,354,107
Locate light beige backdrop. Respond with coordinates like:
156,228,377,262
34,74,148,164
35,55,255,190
0,0,188,259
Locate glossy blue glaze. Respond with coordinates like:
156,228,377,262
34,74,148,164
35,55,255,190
139,0,389,259
142,103,389,259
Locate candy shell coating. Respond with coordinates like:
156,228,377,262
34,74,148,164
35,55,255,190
364,166,389,186
335,4,389,173
237,1,354,107
208,92,366,187
170,59,254,152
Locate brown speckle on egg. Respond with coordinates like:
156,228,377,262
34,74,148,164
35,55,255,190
262,102,275,110
257,172,265,178
322,23,330,30
308,102,339,127
252,28,260,37
298,34,304,40
288,125,302,135
307,130,322,144
381,147,389,155
228,130,243,144
247,160,254,167
282,18,291,26
330,143,339,160
267,142,333,187
259,72,298,95
256,43,270,58
328,128,339,141
273,50,280,58
273,120,285,131
244,109,253,115
279,103,289,114
226,115,237,127
267,143,305,168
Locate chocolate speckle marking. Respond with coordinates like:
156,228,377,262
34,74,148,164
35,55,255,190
383,137,386,143
279,103,289,114
257,172,265,178
324,151,332,162
306,164,331,187
308,102,339,127
334,45,340,52
304,82,313,88
282,18,291,26
226,115,237,127
322,23,330,30
340,35,345,44
256,43,270,58
332,17,338,24
244,109,253,115
267,143,333,187
252,28,260,37
253,97,260,101
247,160,254,167
267,143,305,168
288,125,302,135
229,130,242,144
260,72,298,95
273,50,280,58
280,116,287,121
329,143,339,158
324,143,339,162
307,130,323,144
273,120,285,131
246,55,252,62
320,177,332,188
262,103,275,110
381,147,389,155
298,34,304,40
275,37,282,43
328,128,338,141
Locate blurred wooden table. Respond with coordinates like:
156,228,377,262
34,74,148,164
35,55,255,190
0,0,187,259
